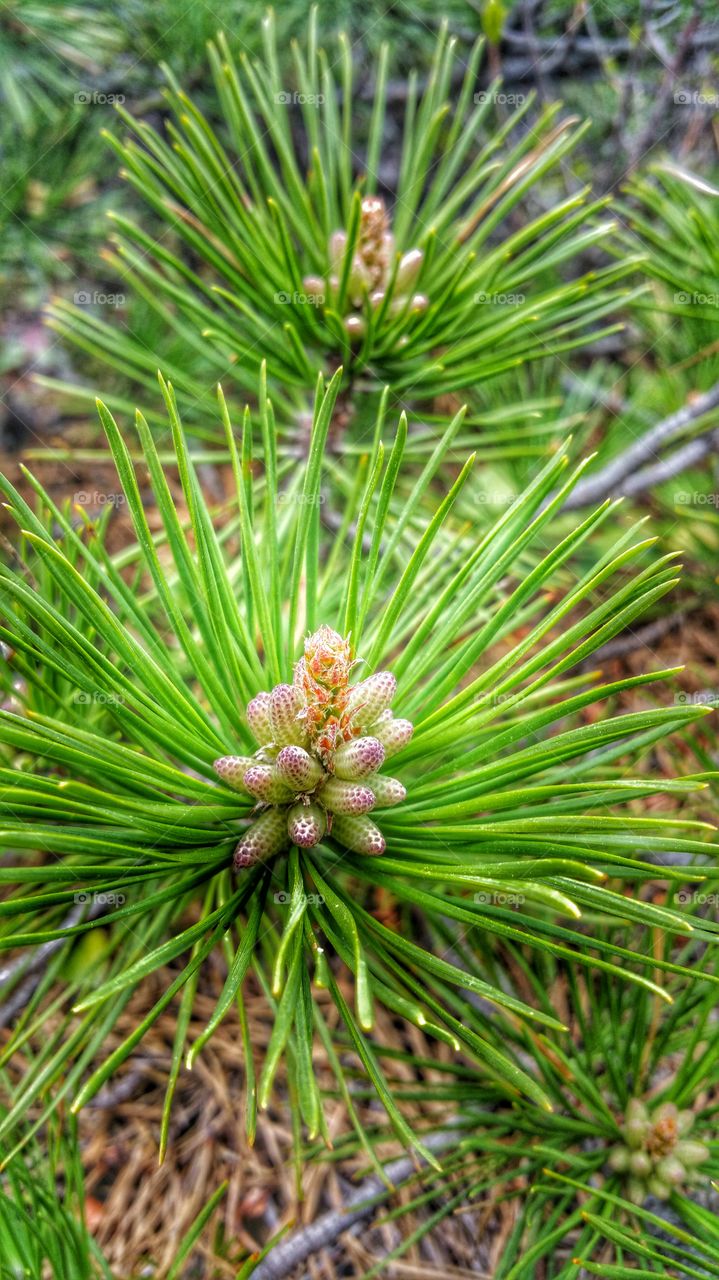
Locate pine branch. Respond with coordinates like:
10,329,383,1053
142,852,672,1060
0,373,712,1158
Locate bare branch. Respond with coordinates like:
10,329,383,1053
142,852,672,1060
250,1126,466,1280
616,429,719,499
562,381,719,510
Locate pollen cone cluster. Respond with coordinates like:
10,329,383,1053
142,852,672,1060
607,1099,709,1202
214,627,412,871
303,194,428,341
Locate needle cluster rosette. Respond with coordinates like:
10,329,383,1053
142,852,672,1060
302,194,428,341
214,626,412,871
607,1098,709,1202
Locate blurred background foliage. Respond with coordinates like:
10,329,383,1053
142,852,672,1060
2,0,717,511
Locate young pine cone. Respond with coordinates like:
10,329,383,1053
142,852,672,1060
606,1098,709,1203
214,627,412,870
303,195,428,341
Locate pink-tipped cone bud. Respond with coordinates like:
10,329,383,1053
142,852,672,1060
287,801,326,848
214,755,255,792
319,777,376,815
246,692,273,745
329,229,348,269
396,247,424,290
234,807,288,869
331,814,386,856
276,745,325,791
372,716,413,759
373,709,393,727
269,683,307,747
365,774,406,808
348,258,372,303
346,672,397,728
333,735,385,780
243,764,295,804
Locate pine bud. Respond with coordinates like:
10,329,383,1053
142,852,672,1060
346,671,397,727
628,1150,651,1177
655,1155,686,1185
243,764,295,804
302,275,326,296
345,315,364,338
626,1178,645,1205
246,692,273,745
625,1098,649,1149
333,735,385,779
675,1140,709,1167
348,259,372,304
626,1099,649,1125
214,755,255,791
287,802,326,848
653,1102,678,1125
299,625,353,690
228,632,408,868
396,248,424,290
269,683,307,747
607,1146,630,1172
331,814,386,856
372,715,414,758
357,195,390,288
320,777,375,815
365,774,406,807
373,709,393,727
275,745,326,791
625,1117,649,1150
234,807,288,869
677,1110,696,1136
322,203,426,339
646,1175,671,1201
329,230,348,269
